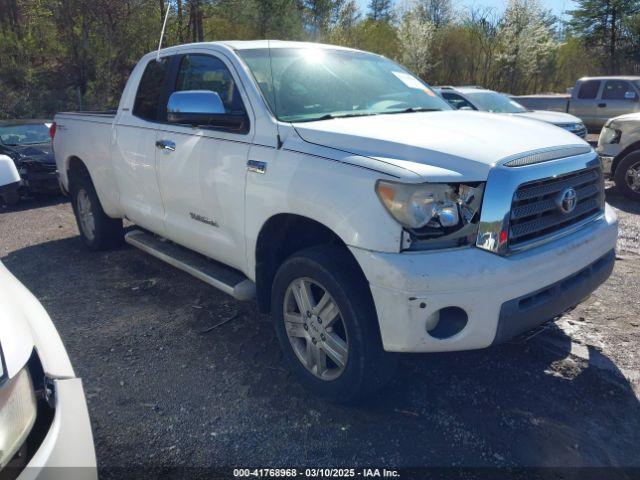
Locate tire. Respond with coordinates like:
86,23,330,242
2,189,20,207
613,151,640,201
271,245,396,403
70,171,124,250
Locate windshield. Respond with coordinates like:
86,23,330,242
0,124,51,145
238,48,450,122
465,91,528,114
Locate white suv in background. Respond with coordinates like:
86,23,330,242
598,112,640,201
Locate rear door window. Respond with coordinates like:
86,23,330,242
602,80,636,100
577,80,601,99
133,58,169,121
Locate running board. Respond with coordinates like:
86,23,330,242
124,230,255,301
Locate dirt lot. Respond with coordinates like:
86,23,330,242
1,184,639,478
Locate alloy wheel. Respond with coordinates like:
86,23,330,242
76,188,96,242
283,278,349,380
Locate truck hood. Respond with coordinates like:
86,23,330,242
293,111,587,181
608,111,640,125
0,261,74,379
513,110,582,125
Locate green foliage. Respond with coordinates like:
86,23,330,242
569,0,640,73
1,0,639,119
367,0,394,21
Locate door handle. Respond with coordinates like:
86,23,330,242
598,103,607,108
155,140,176,151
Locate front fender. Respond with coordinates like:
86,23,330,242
244,145,403,279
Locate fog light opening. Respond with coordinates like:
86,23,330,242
427,307,468,339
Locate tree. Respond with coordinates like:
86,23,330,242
367,0,394,22
398,6,436,78
327,0,361,46
495,0,559,93
416,0,452,28
303,0,344,39
569,0,640,74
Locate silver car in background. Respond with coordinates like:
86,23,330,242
436,86,587,138
598,111,640,201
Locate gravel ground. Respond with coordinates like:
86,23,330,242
0,184,639,477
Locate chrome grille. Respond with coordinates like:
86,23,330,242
508,165,604,249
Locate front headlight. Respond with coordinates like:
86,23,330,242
600,125,621,144
376,180,484,249
0,368,37,469
560,122,585,134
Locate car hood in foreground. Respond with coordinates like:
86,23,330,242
513,110,583,125
293,111,588,181
0,261,74,379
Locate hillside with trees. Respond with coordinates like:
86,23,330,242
1,0,639,118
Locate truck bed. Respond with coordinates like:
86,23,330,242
512,94,570,113
55,110,116,124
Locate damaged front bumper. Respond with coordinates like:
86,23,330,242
17,162,60,195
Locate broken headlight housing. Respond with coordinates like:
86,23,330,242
376,180,485,250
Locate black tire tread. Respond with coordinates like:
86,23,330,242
614,151,640,201
70,169,124,250
271,244,396,403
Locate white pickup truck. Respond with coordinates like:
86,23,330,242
53,41,618,402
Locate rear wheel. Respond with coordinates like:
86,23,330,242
70,171,124,250
614,151,640,201
271,245,396,403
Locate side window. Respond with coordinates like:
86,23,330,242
442,92,476,110
175,54,246,115
602,80,636,100
133,59,168,121
577,80,601,99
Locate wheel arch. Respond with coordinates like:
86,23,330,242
254,213,369,314
612,141,640,175
66,155,90,183
65,155,124,218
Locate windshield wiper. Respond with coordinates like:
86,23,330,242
384,107,442,115
294,112,378,123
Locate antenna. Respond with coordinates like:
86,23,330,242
157,2,171,61
267,40,283,149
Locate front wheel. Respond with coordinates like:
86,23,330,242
614,151,640,201
271,245,396,403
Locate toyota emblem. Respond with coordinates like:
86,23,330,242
557,187,577,214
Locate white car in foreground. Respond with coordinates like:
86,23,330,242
0,154,21,206
0,261,96,479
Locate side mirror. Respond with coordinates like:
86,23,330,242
167,90,248,131
624,91,638,101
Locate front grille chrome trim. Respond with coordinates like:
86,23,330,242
476,151,602,256
507,212,604,254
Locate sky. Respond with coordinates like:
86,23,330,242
356,0,578,18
